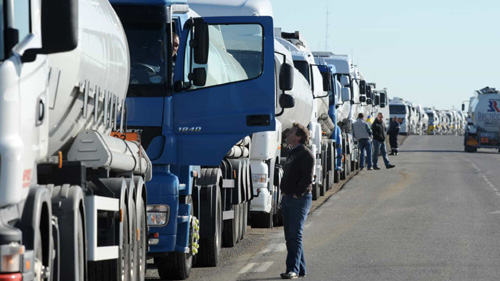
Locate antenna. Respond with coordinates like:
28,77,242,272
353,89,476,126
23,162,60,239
325,5,330,50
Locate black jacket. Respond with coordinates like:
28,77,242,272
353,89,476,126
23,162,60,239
281,145,314,197
388,120,400,136
371,119,387,142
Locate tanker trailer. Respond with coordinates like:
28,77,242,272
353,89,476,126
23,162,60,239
464,87,500,153
0,0,151,280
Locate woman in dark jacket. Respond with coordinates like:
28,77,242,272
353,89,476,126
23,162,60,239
388,116,400,155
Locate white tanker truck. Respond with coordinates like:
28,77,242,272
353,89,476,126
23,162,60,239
463,87,500,153
0,0,152,280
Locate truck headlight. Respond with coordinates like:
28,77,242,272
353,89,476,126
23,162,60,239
147,205,170,227
252,174,268,184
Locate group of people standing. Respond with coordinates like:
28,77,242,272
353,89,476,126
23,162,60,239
353,112,399,170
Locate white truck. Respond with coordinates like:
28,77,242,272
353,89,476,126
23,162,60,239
463,87,500,152
275,32,335,200
389,98,411,135
0,0,152,280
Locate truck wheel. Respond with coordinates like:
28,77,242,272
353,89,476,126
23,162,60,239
250,211,273,228
121,203,131,281
239,203,247,241
312,181,320,200
320,175,326,196
155,208,195,280
129,200,137,281
196,186,222,267
135,197,147,281
273,207,284,227
334,170,340,183
222,204,240,247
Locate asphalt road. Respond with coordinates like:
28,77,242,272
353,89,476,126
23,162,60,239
149,135,500,281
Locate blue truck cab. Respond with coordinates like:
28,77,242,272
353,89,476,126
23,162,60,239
110,0,276,279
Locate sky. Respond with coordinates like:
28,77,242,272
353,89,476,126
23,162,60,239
271,0,500,110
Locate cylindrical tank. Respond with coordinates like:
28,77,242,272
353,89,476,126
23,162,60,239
47,0,130,155
469,87,500,132
274,40,313,130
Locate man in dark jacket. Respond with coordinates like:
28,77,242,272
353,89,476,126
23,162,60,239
371,113,395,170
388,116,401,155
280,123,314,279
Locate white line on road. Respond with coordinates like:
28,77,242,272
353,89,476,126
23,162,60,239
305,222,313,228
238,263,256,274
254,262,274,272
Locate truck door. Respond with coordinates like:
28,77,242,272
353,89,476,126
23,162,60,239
172,16,275,165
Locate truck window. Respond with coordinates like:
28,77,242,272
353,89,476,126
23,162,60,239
0,1,4,61
125,22,166,86
390,105,407,114
14,0,30,42
187,23,264,90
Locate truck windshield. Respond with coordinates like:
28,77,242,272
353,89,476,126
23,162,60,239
124,22,167,86
390,105,407,114
427,113,434,124
0,2,4,61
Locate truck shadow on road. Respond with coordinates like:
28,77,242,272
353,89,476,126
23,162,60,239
398,149,463,153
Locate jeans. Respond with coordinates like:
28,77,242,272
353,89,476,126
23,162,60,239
358,139,372,169
282,192,312,275
372,140,391,167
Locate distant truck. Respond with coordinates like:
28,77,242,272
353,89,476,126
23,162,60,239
463,87,500,153
389,98,410,135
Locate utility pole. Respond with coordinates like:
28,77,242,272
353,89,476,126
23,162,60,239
325,5,330,50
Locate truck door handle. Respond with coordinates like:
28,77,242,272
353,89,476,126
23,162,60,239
246,115,270,126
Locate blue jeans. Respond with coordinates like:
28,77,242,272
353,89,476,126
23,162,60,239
282,192,312,275
372,140,391,167
358,139,372,169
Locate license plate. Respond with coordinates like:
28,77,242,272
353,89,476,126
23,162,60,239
480,137,489,144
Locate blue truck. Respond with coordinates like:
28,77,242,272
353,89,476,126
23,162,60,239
110,0,288,279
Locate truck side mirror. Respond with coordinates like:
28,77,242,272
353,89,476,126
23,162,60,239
279,63,294,91
193,19,209,64
374,95,380,106
22,0,79,62
379,92,387,108
279,93,295,109
366,86,372,98
359,96,366,103
462,104,465,111
189,68,207,86
366,98,372,105
341,87,351,102
321,72,331,92
340,76,350,87
359,80,366,96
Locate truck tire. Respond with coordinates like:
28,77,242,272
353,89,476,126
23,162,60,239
129,200,137,281
312,181,320,200
196,185,222,267
239,203,247,241
334,170,340,183
135,197,147,281
250,211,273,228
155,207,195,280
222,204,240,247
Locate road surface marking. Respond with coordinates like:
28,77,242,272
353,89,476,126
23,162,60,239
254,262,274,272
238,263,256,274
305,222,313,228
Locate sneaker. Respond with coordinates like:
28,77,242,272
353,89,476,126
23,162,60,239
367,167,373,170
373,167,380,170
360,167,365,171
386,164,396,169
299,274,306,278
281,272,298,279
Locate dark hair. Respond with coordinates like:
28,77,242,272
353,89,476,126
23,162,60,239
293,122,309,144
358,113,364,119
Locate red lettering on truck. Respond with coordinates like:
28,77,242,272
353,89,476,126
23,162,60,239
22,169,32,188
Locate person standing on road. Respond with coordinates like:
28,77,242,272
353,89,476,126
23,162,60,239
280,123,314,279
371,113,396,170
388,116,400,155
352,113,373,170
